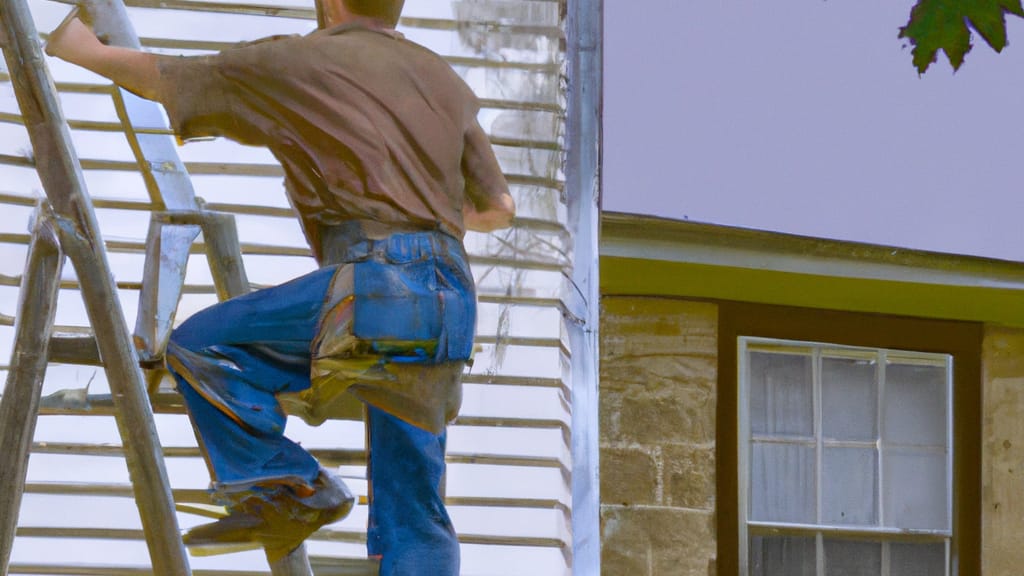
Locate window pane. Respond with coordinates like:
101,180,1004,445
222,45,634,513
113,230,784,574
823,447,878,526
750,352,813,437
890,542,946,576
750,535,816,576
883,448,949,531
883,363,947,447
751,443,815,523
823,539,881,576
742,340,954,574
822,356,877,441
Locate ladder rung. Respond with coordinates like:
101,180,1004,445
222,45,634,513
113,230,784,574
7,565,264,576
6,559,379,576
47,334,101,365
308,557,380,576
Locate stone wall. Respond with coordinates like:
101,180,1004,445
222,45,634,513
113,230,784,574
982,325,1024,575
599,297,718,576
598,295,1024,575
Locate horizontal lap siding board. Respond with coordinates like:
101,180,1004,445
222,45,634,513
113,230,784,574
0,0,572,574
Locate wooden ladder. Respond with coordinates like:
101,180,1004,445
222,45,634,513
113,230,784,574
0,1,365,573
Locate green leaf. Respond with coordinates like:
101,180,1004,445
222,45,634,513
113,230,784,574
966,0,1022,50
899,0,1024,73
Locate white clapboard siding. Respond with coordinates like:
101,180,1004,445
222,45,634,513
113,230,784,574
0,0,576,574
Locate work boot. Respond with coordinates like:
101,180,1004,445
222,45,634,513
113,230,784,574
183,468,355,562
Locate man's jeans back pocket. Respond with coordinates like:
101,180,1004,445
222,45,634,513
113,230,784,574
352,233,475,364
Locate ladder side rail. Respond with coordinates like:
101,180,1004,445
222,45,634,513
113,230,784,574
82,0,200,211
269,545,313,576
198,211,251,299
78,0,207,364
0,208,64,574
0,3,192,573
201,210,298,572
135,218,201,365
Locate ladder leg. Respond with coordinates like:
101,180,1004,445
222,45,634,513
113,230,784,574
0,208,64,572
55,219,194,574
134,217,200,366
269,546,313,576
199,211,250,299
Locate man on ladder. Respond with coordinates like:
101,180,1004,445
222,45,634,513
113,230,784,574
45,1,515,573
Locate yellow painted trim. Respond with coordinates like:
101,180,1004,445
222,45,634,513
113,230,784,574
601,256,1024,327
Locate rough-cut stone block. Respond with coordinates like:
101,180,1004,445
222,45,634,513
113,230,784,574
663,444,716,510
601,355,716,394
601,298,718,358
599,389,623,444
601,387,715,445
982,325,1024,576
601,505,716,576
600,446,659,506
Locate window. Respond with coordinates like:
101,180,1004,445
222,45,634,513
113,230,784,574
717,303,982,576
739,338,952,575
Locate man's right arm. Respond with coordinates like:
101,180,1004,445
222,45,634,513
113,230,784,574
46,14,263,145
45,15,167,102
462,120,515,232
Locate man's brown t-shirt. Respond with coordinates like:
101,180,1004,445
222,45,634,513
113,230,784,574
158,22,490,261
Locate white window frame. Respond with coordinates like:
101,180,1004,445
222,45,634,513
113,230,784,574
737,336,954,576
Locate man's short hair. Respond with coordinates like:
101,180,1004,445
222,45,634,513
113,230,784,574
342,0,405,26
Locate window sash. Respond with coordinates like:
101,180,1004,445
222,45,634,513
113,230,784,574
747,531,950,576
738,337,954,576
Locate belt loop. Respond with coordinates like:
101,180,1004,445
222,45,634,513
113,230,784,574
430,230,441,257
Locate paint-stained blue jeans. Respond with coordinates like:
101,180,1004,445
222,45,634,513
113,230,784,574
166,229,473,575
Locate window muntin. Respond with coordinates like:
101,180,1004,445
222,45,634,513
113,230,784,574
739,338,953,575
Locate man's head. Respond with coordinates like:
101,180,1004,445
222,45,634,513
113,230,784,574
343,0,405,25
316,0,405,28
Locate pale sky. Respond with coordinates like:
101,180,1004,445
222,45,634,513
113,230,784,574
604,0,1024,262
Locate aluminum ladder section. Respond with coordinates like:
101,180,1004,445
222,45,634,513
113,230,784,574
0,1,316,573
0,0,191,572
